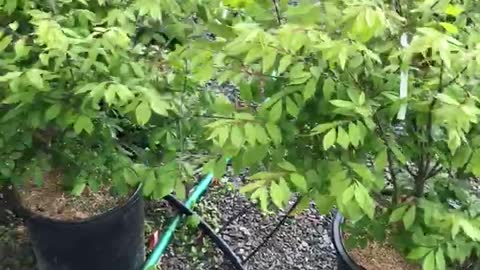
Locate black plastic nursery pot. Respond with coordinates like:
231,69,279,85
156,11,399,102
331,212,366,270
12,185,145,270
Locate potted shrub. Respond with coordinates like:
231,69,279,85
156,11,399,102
0,0,196,269
158,0,480,269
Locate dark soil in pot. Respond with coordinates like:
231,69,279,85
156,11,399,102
17,170,131,221
8,171,145,270
332,212,419,270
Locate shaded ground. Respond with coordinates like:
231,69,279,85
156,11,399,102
0,184,337,270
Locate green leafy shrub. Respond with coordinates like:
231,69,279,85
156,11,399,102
0,0,206,198
141,0,479,269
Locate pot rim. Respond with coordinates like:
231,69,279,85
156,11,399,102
10,183,143,226
331,211,366,270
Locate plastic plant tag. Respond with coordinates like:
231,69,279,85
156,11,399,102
397,33,409,120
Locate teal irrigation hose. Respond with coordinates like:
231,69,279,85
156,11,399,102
141,172,214,270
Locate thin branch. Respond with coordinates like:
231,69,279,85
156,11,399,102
420,62,444,194
271,0,282,25
193,114,236,120
442,66,468,89
426,163,442,179
373,116,399,205
427,61,444,144
405,164,417,178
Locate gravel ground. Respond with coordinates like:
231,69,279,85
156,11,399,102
0,184,337,270
147,182,337,270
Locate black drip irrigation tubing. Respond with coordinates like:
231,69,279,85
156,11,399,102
241,197,302,264
164,192,302,270
164,194,245,270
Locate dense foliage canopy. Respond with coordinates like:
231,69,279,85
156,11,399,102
2,0,480,269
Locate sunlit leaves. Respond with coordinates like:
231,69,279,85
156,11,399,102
74,115,94,134
444,5,464,17
422,252,435,270
323,128,336,150
344,6,386,42
403,205,416,230
290,173,307,192
136,102,152,125
389,205,408,223
26,69,44,89
0,35,12,52
278,55,292,74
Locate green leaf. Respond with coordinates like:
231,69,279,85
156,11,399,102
26,69,44,89
151,99,169,116
0,35,12,51
239,83,253,101
278,54,292,74
355,183,374,219
330,100,355,109
323,78,335,101
218,125,230,146
436,93,459,105
286,97,299,117
451,219,460,238
231,125,245,148
336,127,350,149
124,168,140,186
422,252,435,270
435,249,446,270
143,171,156,196
175,180,186,200
105,85,117,105
278,160,296,172
459,219,480,241
452,144,472,168
303,79,317,100
289,196,310,216
311,121,341,135
348,122,361,147
313,194,336,214
374,148,388,171
439,22,458,34
403,205,416,229
74,115,94,134
290,173,307,192
270,181,284,208
391,145,407,164
469,150,480,176
245,47,263,64
323,128,337,150
136,102,152,125
244,123,257,145
0,71,22,82
255,124,270,144
262,47,276,73
251,186,269,212
71,183,86,196
45,104,62,121
389,205,408,223
445,4,464,16
266,123,282,145
240,180,266,193
407,247,432,260
130,62,145,77
269,101,283,123
342,185,355,204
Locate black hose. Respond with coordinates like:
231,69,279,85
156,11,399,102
242,197,302,264
164,195,246,270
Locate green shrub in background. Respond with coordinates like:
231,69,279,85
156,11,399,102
156,0,480,269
